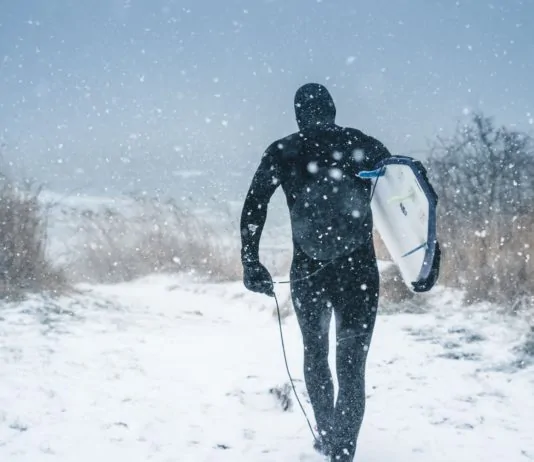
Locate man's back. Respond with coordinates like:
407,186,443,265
265,124,389,209
255,120,390,261
240,83,391,263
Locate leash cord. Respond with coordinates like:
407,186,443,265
273,291,319,443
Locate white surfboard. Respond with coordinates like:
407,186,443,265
358,156,438,291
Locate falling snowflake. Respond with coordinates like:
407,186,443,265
307,161,319,173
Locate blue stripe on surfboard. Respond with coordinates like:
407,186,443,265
401,242,427,258
357,167,386,179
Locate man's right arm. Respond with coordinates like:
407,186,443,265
240,146,281,264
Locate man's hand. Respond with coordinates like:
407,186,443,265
412,241,441,292
243,261,275,297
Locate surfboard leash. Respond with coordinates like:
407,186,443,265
272,291,319,444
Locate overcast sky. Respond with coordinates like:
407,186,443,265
1,0,532,200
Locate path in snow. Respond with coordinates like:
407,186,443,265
0,276,533,462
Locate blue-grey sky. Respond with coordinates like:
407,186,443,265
1,0,533,200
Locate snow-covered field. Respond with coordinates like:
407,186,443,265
1,272,533,462
0,191,532,461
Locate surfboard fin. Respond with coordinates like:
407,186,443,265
401,242,427,258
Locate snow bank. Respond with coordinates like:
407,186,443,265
1,276,532,461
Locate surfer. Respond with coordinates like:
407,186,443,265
239,83,393,461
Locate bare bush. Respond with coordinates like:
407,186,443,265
0,181,67,299
65,196,242,284
376,263,432,315
427,113,533,307
379,264,415,304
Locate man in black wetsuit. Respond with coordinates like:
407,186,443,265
239,83,392,461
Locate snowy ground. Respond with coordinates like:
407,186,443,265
1,274,533,462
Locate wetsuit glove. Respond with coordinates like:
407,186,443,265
412,241,441,292
243,261,275,297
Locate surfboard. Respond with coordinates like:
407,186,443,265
357,156,439,291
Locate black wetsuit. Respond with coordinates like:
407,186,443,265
240,83,391,461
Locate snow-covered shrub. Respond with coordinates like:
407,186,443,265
379,263,415,304
427,113,533,308
0,180,66,299
377,263,431,314
65,196,242,283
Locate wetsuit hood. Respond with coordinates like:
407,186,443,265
294,83,336,131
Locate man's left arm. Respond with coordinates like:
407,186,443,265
365,135,392,167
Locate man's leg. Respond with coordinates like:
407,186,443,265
330,263,379,461
290,276,335,448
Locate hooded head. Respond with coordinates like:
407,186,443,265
294,83,336,130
